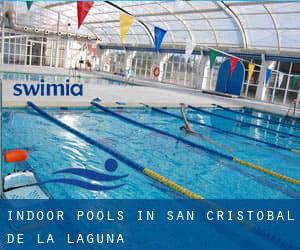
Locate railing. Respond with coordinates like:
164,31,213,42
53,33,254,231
68,66,81,80
286,99,299,117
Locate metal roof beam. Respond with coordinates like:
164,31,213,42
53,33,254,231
43,1,74,9
217,1,248,49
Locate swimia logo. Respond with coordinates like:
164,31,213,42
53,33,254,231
13,79,83,97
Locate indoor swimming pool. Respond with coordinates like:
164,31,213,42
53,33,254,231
2,106,300,199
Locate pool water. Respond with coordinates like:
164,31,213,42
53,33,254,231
2,106,300,199
0,71,129,86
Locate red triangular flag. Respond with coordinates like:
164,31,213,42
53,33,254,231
229,57,239,76
77,1,94,29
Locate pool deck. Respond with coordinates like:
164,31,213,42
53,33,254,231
1,69,299,118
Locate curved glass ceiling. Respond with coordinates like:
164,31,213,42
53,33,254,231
7,1,300,52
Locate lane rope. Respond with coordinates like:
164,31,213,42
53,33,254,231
27,102,298,249
244,106,300,124
91,102,300,187
143,168,203,199
27,101,202,199
233,158,300,186
147,105,300,154
216,104,300,130
291,149,300,155
92,101,232,160
188,105,300,140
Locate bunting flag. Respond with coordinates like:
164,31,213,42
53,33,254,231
277,73,284,88
77,1,94,29
247,63,255,82
184,38,196,62
264,68,272,86
209,49,217,70
229,57,239,76
154,26,167,53
291,76,300,89
120,13,134,44
26,1,33,10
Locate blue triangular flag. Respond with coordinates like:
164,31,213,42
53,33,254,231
154,26,167,53
264,68,272,86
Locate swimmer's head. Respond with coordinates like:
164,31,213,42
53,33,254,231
180,126,186,131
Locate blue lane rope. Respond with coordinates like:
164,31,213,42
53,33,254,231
91,102,300,186
26,102,300,250
143,106,300,197
27,101,203,199
188,105,300,140
91,101,232,160
215,104,300,130
148,106,298,153
244,106,300,124
28,102,144,172
28,101,300,187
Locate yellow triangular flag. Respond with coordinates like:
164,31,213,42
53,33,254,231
247,63,255,82
120,13,134,44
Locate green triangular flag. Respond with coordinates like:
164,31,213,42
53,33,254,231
291,76,300,89
26,1,33,10
209,49,218,70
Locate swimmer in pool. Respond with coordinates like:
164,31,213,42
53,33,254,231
179,103,232,152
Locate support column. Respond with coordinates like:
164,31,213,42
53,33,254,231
126,50,135,70
64,40,70,69
55,12,61,68
1,21,4,64
198,55,209,90
105,49,111,73
255,54,275,101
183,59,188,86
1,1,6,64
255,54,267,100
125,50,135,80
99,49,105,71
159,54,168,82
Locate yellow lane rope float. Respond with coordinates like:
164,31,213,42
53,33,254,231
291,149,300,155
143,168,204,200
28,102,296,248
92,102,300,187
233,158,300,185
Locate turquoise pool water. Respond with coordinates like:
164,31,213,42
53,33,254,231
0,71,129,85
2,106,300,199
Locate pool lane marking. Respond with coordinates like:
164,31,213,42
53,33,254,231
146,105,300,155
232,158,300,186
91,102,300,187
244,106,300,124
27,101,203,200
188,105,300,140
26,102,299,249
92,102,233,160
143,168,203,199
145,105,300,197
291,149,300,155
215,104,300,131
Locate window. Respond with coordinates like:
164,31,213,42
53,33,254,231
95,47,300,107
242,60,261,99
0,29,65,68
